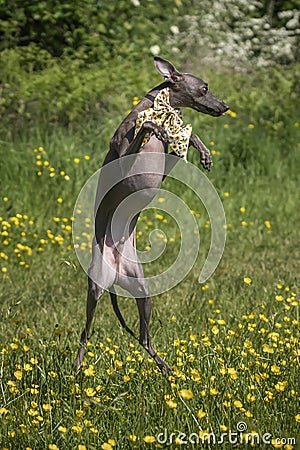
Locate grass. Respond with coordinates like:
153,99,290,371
0,70,300,449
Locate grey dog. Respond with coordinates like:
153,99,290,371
73,57,228,374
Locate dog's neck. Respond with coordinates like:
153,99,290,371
110,82,182,154
134,87,192,161
135,82,177,112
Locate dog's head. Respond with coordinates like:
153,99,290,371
154,57,229,117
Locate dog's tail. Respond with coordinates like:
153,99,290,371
109,288,138,341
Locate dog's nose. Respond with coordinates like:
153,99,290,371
223,103,229,112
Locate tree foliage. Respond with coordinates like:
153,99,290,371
0,0,181,63
0,0,298,128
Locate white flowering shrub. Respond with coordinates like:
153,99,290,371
168,0,299,66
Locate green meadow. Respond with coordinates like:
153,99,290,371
1,63,299,449
0,2,300,447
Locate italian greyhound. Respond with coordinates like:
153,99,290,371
73,57,229,374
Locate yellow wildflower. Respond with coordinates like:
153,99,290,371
271,438,283,448
228,368,238,380
233,400,243,408
20,423,29,433
48,371,57,378
179,389,193,400
227,109,237,118
209,388,219,395
165,398,177,409
84,387,96,397
114,360,123,370
84,365,95,377
14,370,22,380
144,435,156,443
42,404,52,412
199,430,209,440
197,409,206,419
101,444,113,450
84,419,92,427
275,381,287,392
10,343,19,350
30,384,39,394
262,344,274,354
211,325,219,335
271,365,281,374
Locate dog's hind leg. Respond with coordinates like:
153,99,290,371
135,294,173,374
116,234,173,374
73,234,116,372
73,276,104,372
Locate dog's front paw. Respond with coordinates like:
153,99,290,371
190,134,212,171
153,125,169,143
143,121,169,144
200,149,212,171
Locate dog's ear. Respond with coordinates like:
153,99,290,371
154,57,184,83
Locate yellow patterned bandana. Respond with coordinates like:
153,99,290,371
134,87,192,161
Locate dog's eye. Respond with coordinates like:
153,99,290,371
202,86,208,95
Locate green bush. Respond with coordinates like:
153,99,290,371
0,0,185,127
0,0,181,60
0,0,299,131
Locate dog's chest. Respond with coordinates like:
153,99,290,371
125,136,166,191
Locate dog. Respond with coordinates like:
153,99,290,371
73,57,228,374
